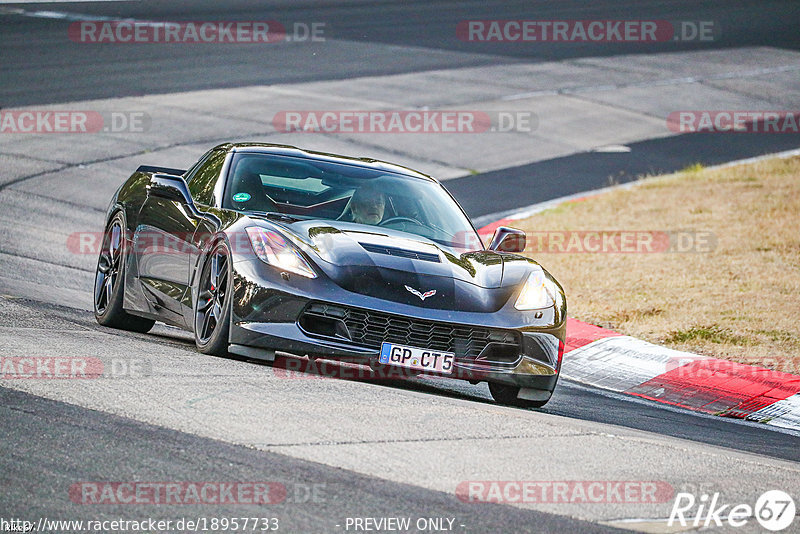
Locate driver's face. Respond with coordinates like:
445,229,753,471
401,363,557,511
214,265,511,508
352,191,385,225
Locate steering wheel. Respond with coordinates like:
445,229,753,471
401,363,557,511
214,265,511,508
378,216,423,227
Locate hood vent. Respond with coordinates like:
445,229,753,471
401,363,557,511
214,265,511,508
359,242,441,263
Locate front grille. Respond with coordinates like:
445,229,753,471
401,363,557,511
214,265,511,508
359,242,441,263
302,302,519,361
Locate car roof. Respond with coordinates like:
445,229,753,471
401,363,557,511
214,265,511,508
214,142,436,183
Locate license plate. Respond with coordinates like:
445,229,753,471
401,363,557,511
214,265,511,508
379,342,455,374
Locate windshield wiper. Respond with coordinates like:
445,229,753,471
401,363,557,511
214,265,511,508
265,212,304,223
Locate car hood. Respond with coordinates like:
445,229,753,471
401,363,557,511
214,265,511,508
276,220,536,312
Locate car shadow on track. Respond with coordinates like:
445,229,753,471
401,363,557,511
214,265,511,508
255,353,545,410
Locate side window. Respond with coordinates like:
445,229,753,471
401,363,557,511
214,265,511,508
188,150,227,206
183,148,214,181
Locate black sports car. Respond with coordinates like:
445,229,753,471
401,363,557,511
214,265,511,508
94,143,566,407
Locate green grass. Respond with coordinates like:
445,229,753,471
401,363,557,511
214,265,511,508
681,162,705,173
665,325,751,345
756,329,797,343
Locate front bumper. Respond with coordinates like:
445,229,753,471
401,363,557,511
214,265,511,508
228,258,565,392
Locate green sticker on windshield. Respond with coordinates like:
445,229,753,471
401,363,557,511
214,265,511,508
232,192,251,202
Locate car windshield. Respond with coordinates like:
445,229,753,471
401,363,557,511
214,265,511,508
222,153,482,251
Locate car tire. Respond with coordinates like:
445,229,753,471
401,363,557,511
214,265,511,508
194,241,232,356
488,382,551,408
94,213,155,333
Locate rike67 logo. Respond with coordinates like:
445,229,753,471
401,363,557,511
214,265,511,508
669,490,795,531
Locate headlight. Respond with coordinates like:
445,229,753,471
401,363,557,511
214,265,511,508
245,226,317,279
515,269,557,310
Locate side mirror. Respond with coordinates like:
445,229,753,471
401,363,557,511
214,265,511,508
488,226,526,253
147,174,193,205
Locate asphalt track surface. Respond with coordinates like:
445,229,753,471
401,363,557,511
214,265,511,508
2,1,800,532
1,0,799,106
456,131,800,220
1,387,621,533
5,296,800,461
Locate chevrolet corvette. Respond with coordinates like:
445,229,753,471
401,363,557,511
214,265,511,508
94,143,566,407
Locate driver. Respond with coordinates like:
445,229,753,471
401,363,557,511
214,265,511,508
350,185,386,225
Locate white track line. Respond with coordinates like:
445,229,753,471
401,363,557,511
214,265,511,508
0,5,142,22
